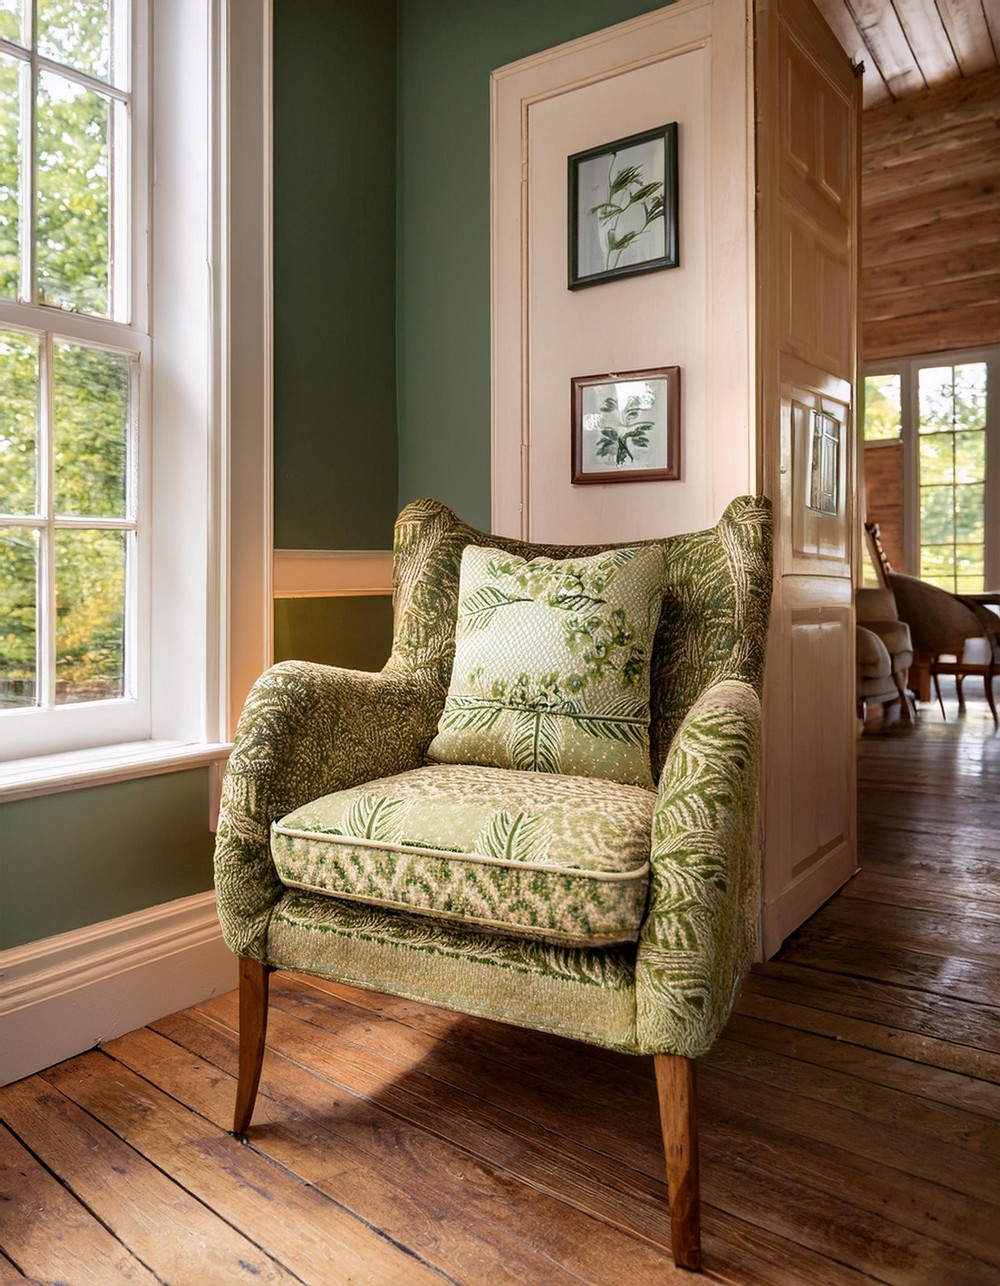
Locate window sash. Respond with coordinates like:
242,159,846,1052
863,347,999,594
0,0,149,759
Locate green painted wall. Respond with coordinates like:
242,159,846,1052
0,770,215,951
3,2,670,953
396,0,665,529
273,0,398,551
275,596,394,672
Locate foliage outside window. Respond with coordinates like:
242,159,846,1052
0,0,143,718
863,373,901,441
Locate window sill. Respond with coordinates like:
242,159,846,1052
0,740,233,805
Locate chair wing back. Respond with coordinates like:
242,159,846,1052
888,572,983,655
386,495,772,779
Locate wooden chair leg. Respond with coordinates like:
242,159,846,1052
653,1054,701,1271
234,957,272,1140
986,663,998,726
892,672,913,722
932,668,946,719
955,671,967,714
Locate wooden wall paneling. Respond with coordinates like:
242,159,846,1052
865,272,1000,324
864,303,1000,365
864,176,999,239
863,245,1000,297
861,69,1000,363
861,127,999,201
860,68,1000,153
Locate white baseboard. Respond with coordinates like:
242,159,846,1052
0,891,236,1086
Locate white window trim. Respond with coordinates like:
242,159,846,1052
0,0,272,802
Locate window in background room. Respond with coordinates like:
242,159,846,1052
917,361,987,593
861,349,998,594
0,0,149,753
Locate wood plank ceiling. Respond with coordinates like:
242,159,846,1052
813,0,1000,107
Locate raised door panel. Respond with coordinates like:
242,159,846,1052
762,589,855,957
779,27,852,229
780,218,852,378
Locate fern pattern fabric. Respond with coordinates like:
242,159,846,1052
272,763,655,947
214,495,772,1058
428,544,665,787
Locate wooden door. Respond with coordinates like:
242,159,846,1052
756,0,862,955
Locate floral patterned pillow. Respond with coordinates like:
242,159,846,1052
427,543,666,788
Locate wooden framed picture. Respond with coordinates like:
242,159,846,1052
568,122,679,290
571,366,681,484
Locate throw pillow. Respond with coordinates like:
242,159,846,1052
427,542,665,787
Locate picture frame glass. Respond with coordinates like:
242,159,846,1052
575,137,666,281
808,410,840,515
580,377,670,476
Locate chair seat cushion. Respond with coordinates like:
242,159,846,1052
864,619,912,662
271,763,655,947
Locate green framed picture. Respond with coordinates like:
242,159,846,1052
568,122,679,290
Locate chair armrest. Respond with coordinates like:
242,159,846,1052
858,618,912,667
635,678,762,1057
888,573,982,655
214,660,437,959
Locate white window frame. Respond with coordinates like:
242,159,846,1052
863,345,1000,592
0,0,151,757
0,0,272,800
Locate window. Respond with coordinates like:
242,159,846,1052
0,0,271,787
1,0,149,751
917,361,988,593
862,348,998,595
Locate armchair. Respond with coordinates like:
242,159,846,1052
214,495,772,1271
888,573,998,724
855,587,912,724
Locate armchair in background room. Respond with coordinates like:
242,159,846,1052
855,587,913,725
863,523,998,724
888,574,998,725
213,495,773,1271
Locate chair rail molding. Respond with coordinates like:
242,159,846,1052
273,550,394,598
0,892,235,1086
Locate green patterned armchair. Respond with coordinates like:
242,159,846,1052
214,495,772,1271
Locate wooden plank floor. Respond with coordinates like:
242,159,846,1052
2,700,998,1284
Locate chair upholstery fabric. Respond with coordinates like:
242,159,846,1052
856,586,914,672
214,495,772,1059
272,763,655,948
856,624,893,681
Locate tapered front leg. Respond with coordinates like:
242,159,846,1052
233,957,272,1139
653,1053,701,1271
